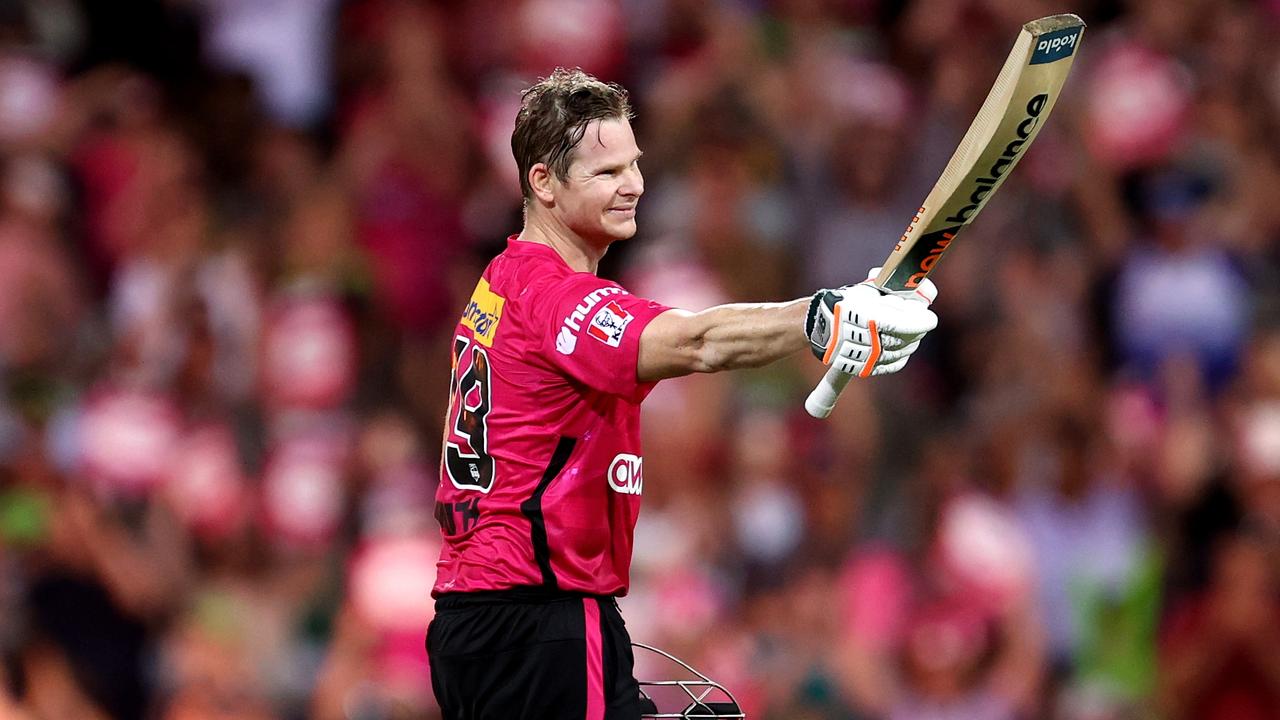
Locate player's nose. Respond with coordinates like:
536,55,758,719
620,164,644,198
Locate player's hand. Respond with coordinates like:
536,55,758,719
805,271,938,377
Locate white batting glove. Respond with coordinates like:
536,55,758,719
805,270,938,377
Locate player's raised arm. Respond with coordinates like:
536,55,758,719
636,275,938,382
636,300,808,380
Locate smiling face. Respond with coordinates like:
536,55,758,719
530,117,644,249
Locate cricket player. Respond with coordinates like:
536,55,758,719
427,68,938,720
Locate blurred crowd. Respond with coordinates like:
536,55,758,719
0,0,1279,719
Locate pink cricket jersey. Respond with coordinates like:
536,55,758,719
433,237,671,596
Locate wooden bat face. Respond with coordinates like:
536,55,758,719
874,16,1084,293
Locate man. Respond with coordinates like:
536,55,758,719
427,68,937,720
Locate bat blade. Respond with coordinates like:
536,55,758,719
806,14,1085,419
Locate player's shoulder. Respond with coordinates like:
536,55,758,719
466,241,584,342
454,240,558,347
496,242,623,305
488,240,570,294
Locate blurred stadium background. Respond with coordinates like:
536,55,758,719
0,0,1279,718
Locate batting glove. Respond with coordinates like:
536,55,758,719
805,270,938,377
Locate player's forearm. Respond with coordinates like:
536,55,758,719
679,299,810,373
637,300,810,381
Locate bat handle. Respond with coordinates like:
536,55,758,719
805,366,853,419
805,273,892,418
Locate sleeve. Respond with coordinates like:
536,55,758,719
534,273,672,402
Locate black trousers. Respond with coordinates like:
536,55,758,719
427,589,642,720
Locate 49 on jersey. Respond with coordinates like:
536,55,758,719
443,335,495,492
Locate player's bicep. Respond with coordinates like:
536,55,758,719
637,309,704,382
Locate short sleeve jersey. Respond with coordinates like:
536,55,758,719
433,237,671,597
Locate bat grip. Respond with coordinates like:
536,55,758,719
804,274,887,419
805,366,853,419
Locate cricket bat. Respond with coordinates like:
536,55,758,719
805,13,1086,419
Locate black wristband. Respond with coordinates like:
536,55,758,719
805,289,839,360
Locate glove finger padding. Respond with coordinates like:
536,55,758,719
829,337,920,375
856,291,938,337
868,355,913,376
873,339,922,364
832,356,908,377
878,332,925,351
806,277,938,378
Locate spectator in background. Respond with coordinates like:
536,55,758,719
838,554,1045,720
1160,532,1280,720
804,60,920,293
1014,415,1160,717
1110,165,1250,391
195,0,339,129
836,438,1045,720
336,0,475,339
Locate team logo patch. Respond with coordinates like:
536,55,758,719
587,301,633,347
557,286,623,356
461,278,505,347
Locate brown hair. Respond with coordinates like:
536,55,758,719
512,68,633,199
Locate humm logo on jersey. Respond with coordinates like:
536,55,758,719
608,453,643,495
1031,26,1081,64
461,278,505,346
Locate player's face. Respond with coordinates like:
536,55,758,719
556,118,644,246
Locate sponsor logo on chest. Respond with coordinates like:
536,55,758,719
608,453,643,495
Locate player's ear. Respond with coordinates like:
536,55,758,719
529,163,556,206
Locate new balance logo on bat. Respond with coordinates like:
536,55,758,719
905,228,957,288
944,93,1048,225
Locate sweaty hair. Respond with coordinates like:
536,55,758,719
512,67,633,199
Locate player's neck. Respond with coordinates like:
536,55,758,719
519,216,604,275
